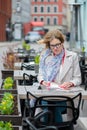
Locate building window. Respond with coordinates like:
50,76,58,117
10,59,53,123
40,0,44,2
54,0,57,2
47,6,50,12
41,6,44,12
16,2,21,13
47,18,50,25
34,0,37,2
40,17,44,21
54,18,57,25
34,17,37,21
47,0,50,2
54,6,57,12
34,6,37,12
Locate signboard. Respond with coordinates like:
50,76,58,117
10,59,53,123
14,23,22,40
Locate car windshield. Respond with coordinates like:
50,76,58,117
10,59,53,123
33,27,44,31
28,32,39,36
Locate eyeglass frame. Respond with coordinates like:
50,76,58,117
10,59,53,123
50,43,62,49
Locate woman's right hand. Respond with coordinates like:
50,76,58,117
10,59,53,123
42,81,50,87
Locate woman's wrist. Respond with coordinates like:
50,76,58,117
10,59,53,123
71,82,74,87
69,82,74,87
40,80,44,85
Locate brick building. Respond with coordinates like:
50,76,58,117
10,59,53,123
30,0,68,33
0,0,11,41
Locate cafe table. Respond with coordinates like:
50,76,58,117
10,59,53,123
14,70,37,80
78,117,87,130
16,52,29,59
17,84,87,100
14,61,35,70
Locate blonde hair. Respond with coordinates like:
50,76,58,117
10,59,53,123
38,29,65,48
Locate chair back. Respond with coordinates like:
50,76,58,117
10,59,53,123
21,62,35,70
23,73,37,85
26,91,82,130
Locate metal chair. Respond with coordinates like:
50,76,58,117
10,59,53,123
23,117,58,130
22,73,37,86
19,73,37,117
21,62,35,70
23,91,82,130
79,58,87,109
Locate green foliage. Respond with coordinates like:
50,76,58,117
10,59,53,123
0,121,13,130
0,92,14,115
22,41,27,49
4,77,13,84
34,54,40,64
3,77,14,90
22,41,30,51
3,83,13,90
82,46,85,52
26,44,30,51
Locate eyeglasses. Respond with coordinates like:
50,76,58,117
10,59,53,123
50,43,62,49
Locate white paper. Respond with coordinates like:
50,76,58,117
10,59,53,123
56,86,83,93
49,82,83,92
49,82,64,90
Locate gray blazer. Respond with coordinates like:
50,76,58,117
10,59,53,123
38,49,81,86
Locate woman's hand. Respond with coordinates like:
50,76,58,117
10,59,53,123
60,82,74,89
41,81,50,87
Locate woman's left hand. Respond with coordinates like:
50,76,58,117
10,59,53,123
60,82,74,89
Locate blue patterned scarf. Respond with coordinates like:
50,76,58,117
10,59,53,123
39,49,64,81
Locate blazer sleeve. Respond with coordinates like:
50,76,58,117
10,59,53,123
70,53,81,86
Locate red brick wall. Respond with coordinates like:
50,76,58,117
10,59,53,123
31,0,65,26
0,0,11,41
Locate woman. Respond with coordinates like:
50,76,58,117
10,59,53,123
37,29,81,122
38,29,81,89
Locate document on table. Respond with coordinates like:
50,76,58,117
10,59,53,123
48,82,84,92
56,86,84,92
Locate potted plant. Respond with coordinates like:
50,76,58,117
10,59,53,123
0,92,14,115
0,77,17,94
22,40,30,51
0,92,22,125
34,54,40,73
3,77,14,89
0,121,21,130
0,121,13,130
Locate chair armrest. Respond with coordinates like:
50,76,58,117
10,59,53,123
23,117,57,130
34,109,53,124
72,93,82,120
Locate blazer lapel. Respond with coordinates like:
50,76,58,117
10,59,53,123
59,50,72,81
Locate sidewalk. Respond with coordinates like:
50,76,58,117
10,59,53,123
0,41,21,47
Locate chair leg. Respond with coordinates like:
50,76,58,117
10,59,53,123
81,99,84,110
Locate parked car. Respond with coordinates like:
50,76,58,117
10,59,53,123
24,31,41,43
32,27,45,36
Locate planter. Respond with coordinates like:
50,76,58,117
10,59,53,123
1,70,14,79
13,126,22,130
0,80,17,94
0,94,22,125
0,126,22,130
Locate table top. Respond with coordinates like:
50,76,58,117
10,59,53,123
14,70,37,80
16,53,28,58
14,61,35,70
17,84,87,100
78,117,87,130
